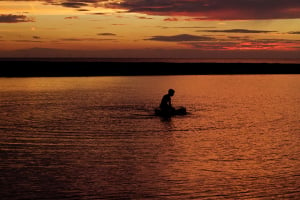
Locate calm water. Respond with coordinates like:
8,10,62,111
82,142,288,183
0,75,299,199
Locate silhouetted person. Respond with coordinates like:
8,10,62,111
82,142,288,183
160,89,175,114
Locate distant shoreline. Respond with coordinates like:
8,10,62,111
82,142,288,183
0,60,299,77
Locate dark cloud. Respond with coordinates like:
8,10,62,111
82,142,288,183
90,12,106,15
64,16,79,19
288,31,300,34
32,36,41,39
61,2,88,8
97,33,116,36
77,9,90,11
164,18,179,21
201,29,276,33
0,14,34,23
146,34,214,42
25,0,300,20
44,0,110,8
137,16,152,20
108,0,300,20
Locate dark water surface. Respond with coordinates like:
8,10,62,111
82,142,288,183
1,75,299,199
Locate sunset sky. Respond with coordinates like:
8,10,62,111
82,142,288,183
0,0,300,59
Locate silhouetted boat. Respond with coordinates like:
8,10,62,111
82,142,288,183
154,106,187,117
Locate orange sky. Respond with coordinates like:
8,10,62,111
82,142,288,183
0,0,299,59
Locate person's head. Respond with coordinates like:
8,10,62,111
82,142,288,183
168,89,175,96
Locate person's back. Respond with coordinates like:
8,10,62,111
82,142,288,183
160,94,171,110
160,89,175,112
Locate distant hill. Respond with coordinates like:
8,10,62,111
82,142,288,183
0,59,298,77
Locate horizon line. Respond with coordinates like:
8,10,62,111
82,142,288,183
1,57,300,64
